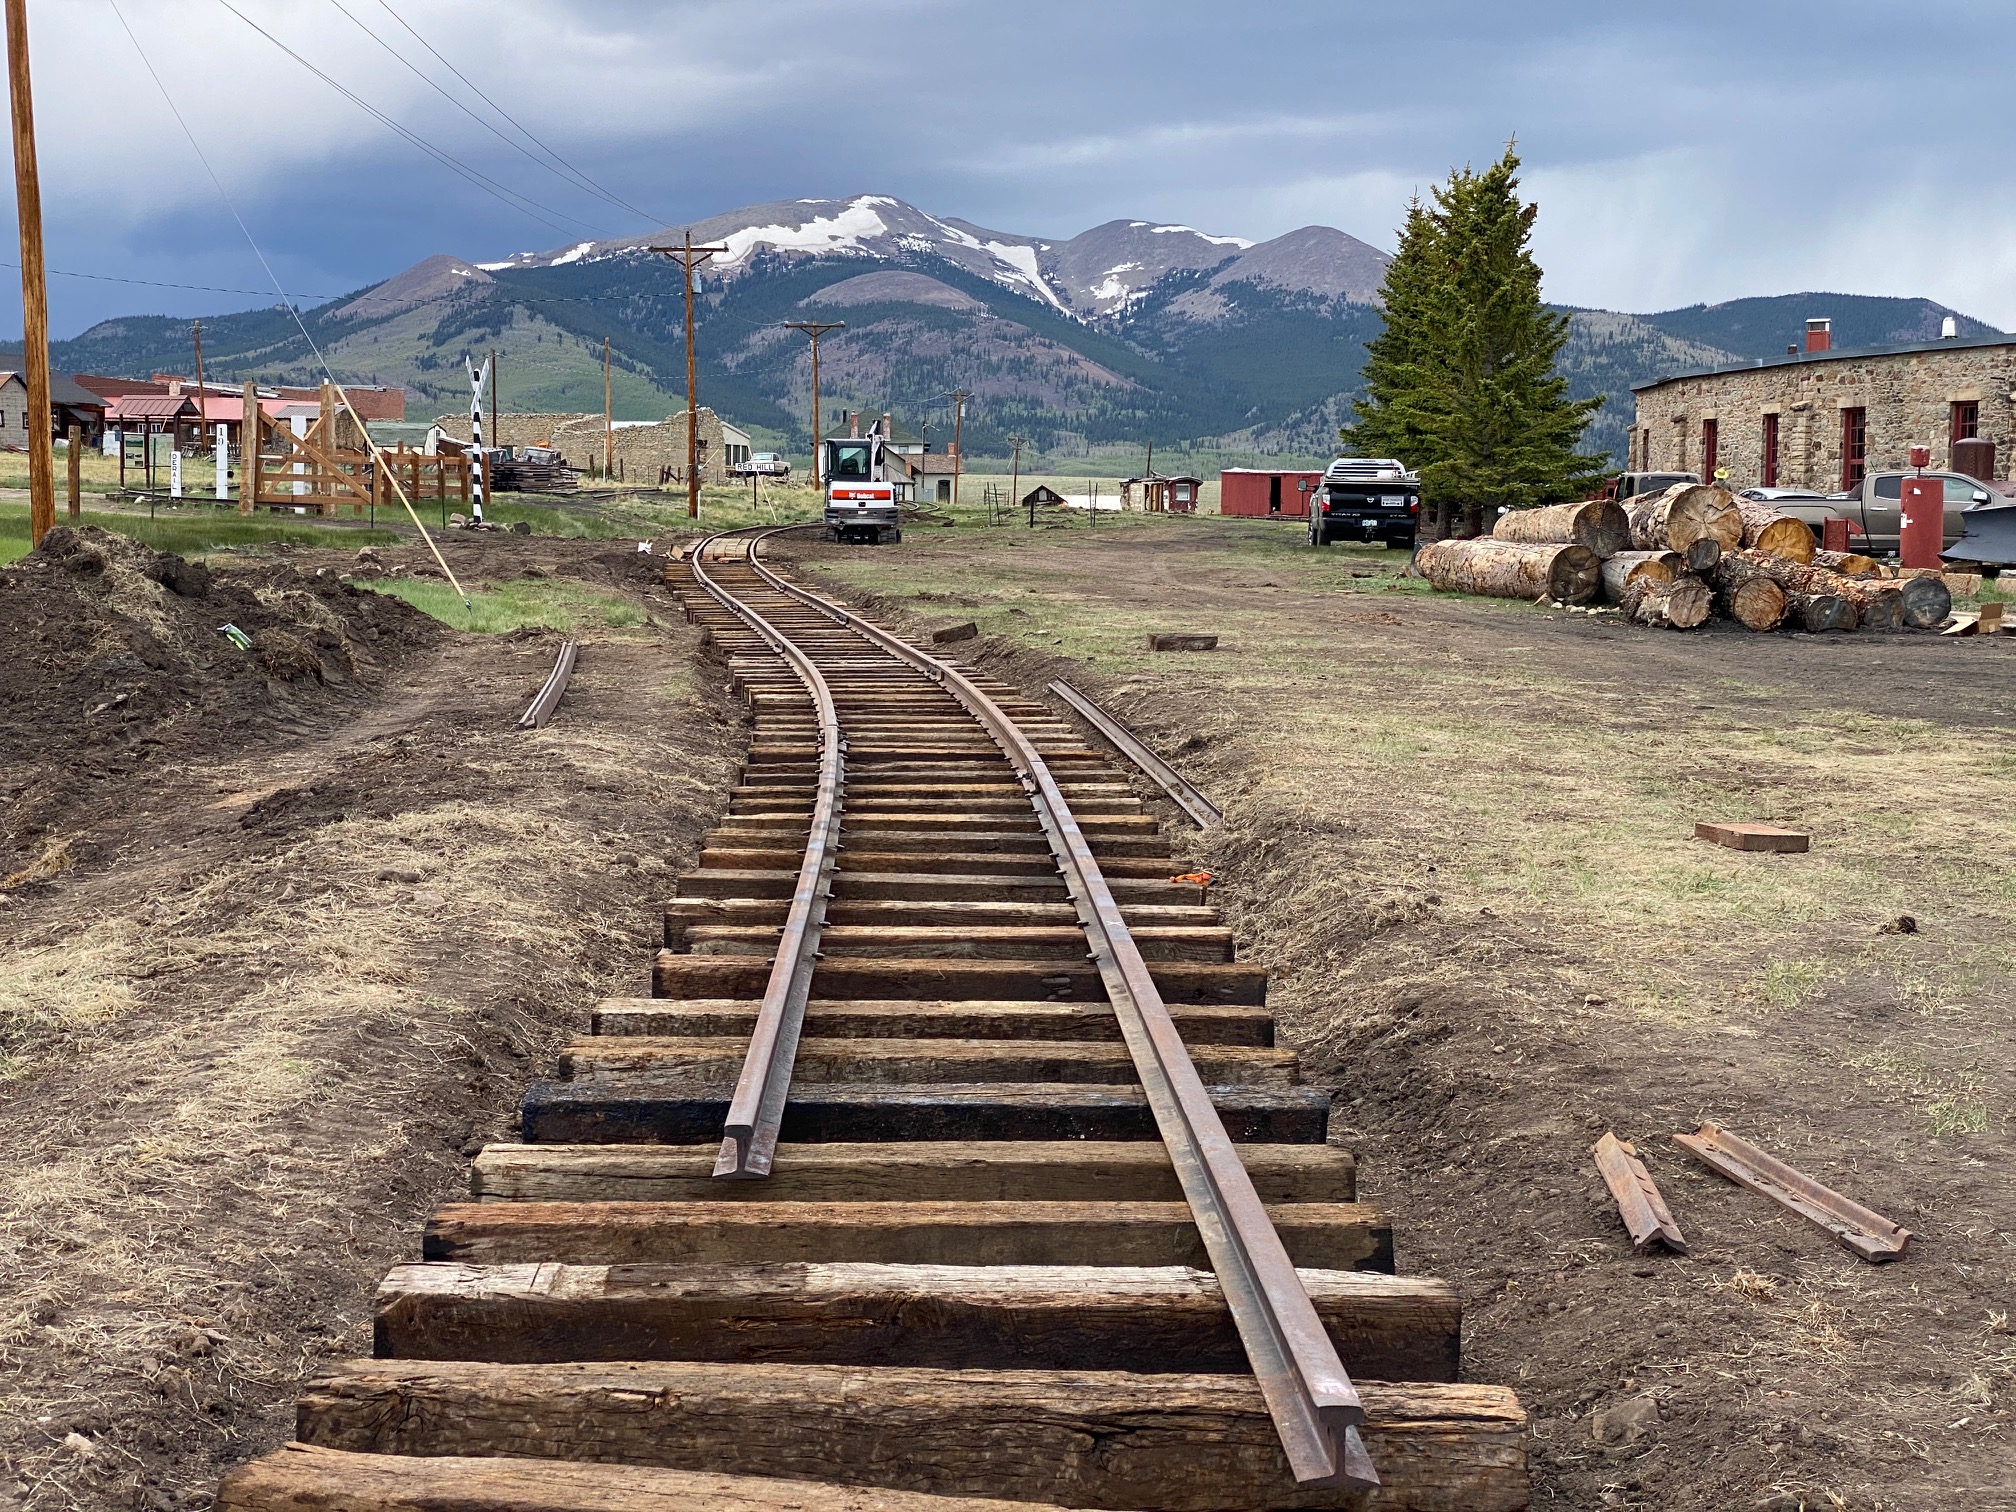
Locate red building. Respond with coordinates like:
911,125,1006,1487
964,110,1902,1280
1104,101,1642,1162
1220,467,1322,518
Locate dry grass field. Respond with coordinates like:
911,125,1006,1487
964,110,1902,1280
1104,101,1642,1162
784,515,2016,1512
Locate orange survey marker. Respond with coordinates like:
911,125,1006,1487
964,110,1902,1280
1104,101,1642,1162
1171,869,1214,902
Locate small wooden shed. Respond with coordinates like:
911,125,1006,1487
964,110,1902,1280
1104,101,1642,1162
1122,474,1202,513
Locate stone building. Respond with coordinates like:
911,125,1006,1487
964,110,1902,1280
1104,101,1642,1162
1630,331,2016,490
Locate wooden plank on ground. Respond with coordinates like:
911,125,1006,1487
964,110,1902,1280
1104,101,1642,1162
218,1442,1062,1512
469,1140,1355,1204
372,1261,1459,1381
297,1361,1526,1512
1693,821,1809,853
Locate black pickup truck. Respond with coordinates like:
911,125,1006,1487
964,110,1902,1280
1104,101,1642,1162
1307,457,1422,549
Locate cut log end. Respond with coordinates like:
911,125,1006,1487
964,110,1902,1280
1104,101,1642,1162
1622,575,1711,630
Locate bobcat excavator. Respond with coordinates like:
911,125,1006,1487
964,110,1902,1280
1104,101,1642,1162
822,435,902,545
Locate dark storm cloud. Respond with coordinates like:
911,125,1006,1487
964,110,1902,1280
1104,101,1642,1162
12,0,2016,334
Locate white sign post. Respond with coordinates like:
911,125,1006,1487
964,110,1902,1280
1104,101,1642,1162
214,423,229,501
169,448,182,498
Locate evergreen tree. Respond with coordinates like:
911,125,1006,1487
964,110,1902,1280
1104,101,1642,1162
1345,146,1606,538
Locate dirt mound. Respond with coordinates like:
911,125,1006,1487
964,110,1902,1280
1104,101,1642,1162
0,527,438,762
1,528,440,874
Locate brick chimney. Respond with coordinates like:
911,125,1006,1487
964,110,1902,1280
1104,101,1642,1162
1804,317,1832,353
848,411,859,437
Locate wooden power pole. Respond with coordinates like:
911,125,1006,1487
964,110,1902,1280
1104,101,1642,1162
947,388,970,510
192,318,204,400
6,0,53,545
1009,434,1028,527
650,232,727,518
602,336,613,479
783,320,844,484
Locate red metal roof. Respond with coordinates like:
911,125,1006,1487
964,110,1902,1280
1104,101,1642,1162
106,394,198,421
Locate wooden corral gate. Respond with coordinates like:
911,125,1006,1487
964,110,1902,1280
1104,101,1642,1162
239,381,469,516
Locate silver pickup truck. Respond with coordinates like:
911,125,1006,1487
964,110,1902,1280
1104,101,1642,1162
1743,471,1999,554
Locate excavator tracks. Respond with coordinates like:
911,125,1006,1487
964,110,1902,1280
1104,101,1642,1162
218,531,1529,1512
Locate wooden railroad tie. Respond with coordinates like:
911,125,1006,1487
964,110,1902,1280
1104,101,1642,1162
218,534,1530,1512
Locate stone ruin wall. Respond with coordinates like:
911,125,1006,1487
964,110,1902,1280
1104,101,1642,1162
430,408,743,484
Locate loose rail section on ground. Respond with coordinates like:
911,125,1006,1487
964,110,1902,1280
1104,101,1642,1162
215,528,1529,1512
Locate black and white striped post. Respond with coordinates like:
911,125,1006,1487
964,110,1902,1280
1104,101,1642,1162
465,353,490,523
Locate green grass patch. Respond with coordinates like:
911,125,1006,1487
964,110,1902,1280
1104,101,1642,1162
357,575,642,633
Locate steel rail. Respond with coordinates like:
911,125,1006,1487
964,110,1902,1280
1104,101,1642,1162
685,529,846,1178
515,638,579,730
740,529,1375,1490
1047,678,1222,829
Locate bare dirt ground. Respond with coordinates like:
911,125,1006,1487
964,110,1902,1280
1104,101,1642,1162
790,517,2016,1512
0,531,742,1511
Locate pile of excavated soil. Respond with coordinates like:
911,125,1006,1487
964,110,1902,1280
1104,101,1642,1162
0,528,439,874
0,526,439,762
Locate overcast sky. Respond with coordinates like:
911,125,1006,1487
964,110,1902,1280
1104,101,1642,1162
13,0,2016,336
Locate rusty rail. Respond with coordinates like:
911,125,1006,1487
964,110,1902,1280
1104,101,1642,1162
515,639,578,730
738,529,1374,1490
686,529,845,1178
1048,678,1222,829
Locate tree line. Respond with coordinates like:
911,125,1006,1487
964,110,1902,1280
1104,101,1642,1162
1343,144,1606,539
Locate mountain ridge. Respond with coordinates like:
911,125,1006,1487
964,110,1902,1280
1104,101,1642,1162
19,194,2003,464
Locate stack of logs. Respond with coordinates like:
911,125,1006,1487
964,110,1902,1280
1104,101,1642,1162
1415,483,1953,632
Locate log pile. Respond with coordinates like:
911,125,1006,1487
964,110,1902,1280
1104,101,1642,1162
1419,484,1965,636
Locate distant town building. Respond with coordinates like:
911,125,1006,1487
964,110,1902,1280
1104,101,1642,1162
436,406,754,484
1631,320,2015,489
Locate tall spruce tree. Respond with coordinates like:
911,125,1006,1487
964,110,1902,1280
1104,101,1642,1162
1344,145,1605,538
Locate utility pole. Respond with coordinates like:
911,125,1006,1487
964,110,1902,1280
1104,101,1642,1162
488,344,498,445
1010,434,1028,528
946,388,970,510
783,320,844,486
602,336,613,480
6,0,52,545
651,232,727,518
192,318,204,401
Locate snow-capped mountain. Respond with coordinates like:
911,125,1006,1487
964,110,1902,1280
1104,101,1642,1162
473,194,1392,321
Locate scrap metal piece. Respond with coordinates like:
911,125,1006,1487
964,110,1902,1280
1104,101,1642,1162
516,639,578,730
1674,1121,1912,1263
1590,1131,1688,1255
1049,678,1223,829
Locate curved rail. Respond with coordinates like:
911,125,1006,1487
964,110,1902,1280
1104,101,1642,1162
738,529,1375,1491
515,639,579,730
1047,678,1222,829
686,529,846,1178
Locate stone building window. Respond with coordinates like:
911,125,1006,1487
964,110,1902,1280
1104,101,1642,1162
1701,419,1719,480
1840,407,1868,490
1639,428,1651,470
1951,400,1980,446
1762,414,1779,487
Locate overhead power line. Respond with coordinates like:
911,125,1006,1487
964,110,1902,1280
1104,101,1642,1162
364,0,674,230
214,0,602,239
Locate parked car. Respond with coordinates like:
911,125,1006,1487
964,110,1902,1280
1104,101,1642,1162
1307,457,1420,548
1596,470,1699,502
1762,471,1994,553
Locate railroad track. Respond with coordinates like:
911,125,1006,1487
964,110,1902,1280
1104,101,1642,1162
219,529,1528,1512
